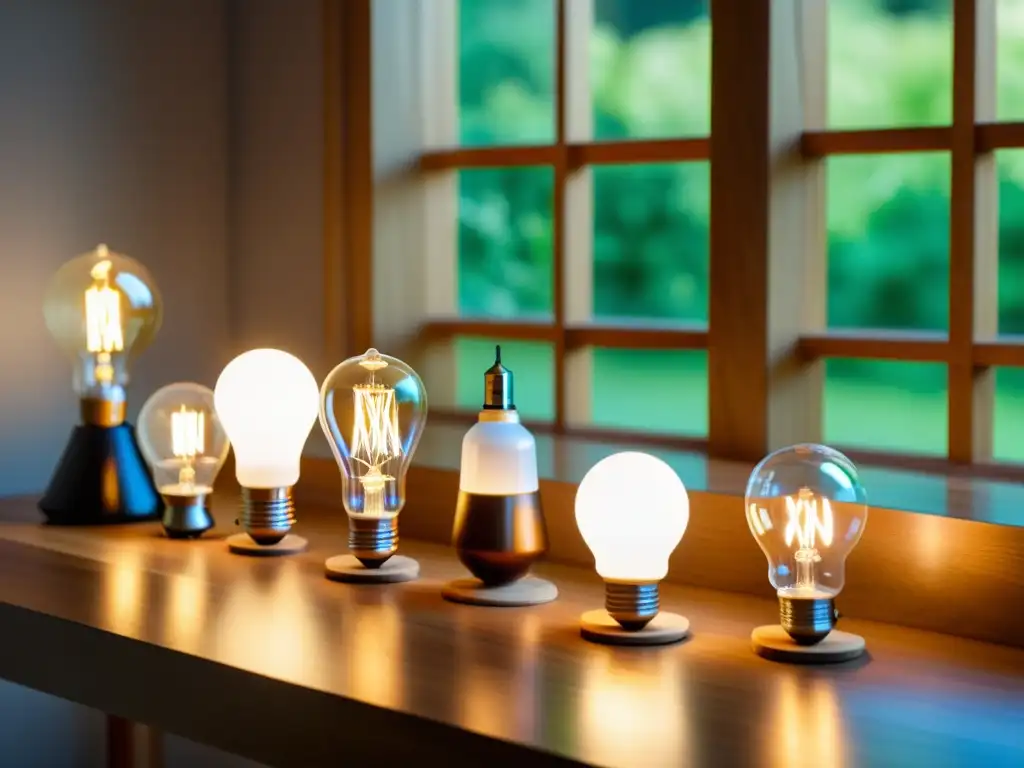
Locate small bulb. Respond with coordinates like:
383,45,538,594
745,443,868,644
575,452,689,630
138,383,229,539
214,349,319,545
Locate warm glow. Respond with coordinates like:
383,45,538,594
351,384,402,472
783,490,835,550
575,452,689,581
171,407,205,458
84,258,123,385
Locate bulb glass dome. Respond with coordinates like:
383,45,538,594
575,452,689,581
319,348,428,520
745,443,868,599
138,383,230,495
43,244,162,397
214,349,319,489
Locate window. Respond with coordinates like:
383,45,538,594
368,0,1024,472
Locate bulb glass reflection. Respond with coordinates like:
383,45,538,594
138,383,229,496
43,244,162,400
214,349,319,489
319,348,428,520
575,452,689,581
745,443,867,599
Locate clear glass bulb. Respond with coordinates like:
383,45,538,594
575,452,690,582
214,349,319,489
43,244,162,402
138,383,229,496
319,348,428,566
745,443,868,600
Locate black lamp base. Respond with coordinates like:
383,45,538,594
39,423,161,525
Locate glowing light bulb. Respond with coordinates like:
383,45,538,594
745,443,868,644
214,349,319,545
575,452,689,630
319,348,428,568
43,244,162,427
138,383,230,538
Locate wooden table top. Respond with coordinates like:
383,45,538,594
0,496,1022,767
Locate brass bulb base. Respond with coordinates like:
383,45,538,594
779,595,838,645
604,580,660,631
348,516,398,569
161,491,214,539
237,486,295,545
80,394,126,427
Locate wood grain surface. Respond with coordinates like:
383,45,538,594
0,496,1022,767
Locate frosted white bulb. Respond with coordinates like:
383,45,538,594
745,443,868,644
214,349,319,489
576,452,689,582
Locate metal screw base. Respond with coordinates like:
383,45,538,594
779,596,838,645
604,580,660,631
348,516,398,569
237,486,295,545
161,491,214,539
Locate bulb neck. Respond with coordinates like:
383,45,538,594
161,489,214,539
348,515,398,569
238,486,295,545
80,389,126,427
779,595,838,645
604,579,660,630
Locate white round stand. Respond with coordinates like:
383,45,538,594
580,609,690,646
324,554,420,584
226,533,308,556
751,625,866,664
441,576,558,607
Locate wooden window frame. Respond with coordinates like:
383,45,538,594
353,0,1024,476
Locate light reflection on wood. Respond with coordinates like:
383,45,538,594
770,674,845,768
166,548,207,653
577,649,692,767
105,546,143,637
346,595,404,709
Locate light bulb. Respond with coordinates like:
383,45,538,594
138,382,230,539
214,349,319,545
575,452,689,630
745,443,868,644
43,244,162,427
319,348,428,568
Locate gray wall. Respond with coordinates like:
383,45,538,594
0,0,327,765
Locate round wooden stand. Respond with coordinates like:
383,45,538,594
579,609,690,646
751,625,866,664
226,533,308,556
441,576,558,607
324,554,420,584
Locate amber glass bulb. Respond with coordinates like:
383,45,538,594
42,244,162,398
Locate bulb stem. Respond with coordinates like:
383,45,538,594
238,486,295,545
80,388,126,427
604,579,660,630
779,595,838,645
348,515,398,569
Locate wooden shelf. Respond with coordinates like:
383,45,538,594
0,497,1022,767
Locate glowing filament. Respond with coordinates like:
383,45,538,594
85,260,124,355
351,384,402,471
784,490,834,550
171,407,205,486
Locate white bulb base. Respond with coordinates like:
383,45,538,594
237,486,295,545
604,579,660,631
779,595,838,645
348,515,398,569
161,490,214,539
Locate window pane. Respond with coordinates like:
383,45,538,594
998,150,1024,334
827,153,950,332
824,359,947,456
591,0,710,140
592,163,708,323
458,167,553,319
998,0,1024,121
827,0,952,129
994,368,1024,462
589,349,707,437
455,337,554,421
458,0,555,146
